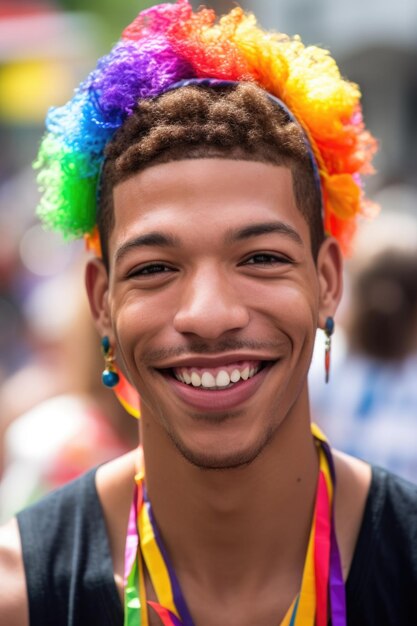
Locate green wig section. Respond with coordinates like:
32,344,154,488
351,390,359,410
34,135,98,238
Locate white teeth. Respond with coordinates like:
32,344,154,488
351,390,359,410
230,369,241,383
216,370,230,387
191,372,201,387
241,367,250,381
201,372,216,388
175,364,262,386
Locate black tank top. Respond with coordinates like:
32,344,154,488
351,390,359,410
17,465,417,625
17,468,123,625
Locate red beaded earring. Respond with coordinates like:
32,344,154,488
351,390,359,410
324,317,335,384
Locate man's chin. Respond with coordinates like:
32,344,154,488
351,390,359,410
167,429,272,471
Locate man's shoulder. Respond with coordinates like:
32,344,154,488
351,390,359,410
346,466,417,621
5,461,129,626
0,518,28,626
0,471,99,626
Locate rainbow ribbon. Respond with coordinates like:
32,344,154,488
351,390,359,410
124,427,346,625
115,371,141,419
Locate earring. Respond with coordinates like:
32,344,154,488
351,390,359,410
324,317,335,384
101,336,120,388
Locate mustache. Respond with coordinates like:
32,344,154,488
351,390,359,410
143,338,281,364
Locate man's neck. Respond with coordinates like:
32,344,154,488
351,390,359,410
141,392,319,595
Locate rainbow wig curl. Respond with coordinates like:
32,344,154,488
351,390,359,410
35,0,378,256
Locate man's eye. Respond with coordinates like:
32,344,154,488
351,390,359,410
244,253,290,266
129,263,173,277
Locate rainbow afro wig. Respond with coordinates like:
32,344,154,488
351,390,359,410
35,0,378,256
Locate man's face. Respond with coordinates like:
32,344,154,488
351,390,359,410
94,159,341,469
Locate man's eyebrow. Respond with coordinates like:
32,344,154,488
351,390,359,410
115,232,180,264
226,221,304,246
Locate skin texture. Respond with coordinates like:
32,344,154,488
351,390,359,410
0,159,371,625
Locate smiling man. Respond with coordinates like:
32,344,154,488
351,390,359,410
1,2,417,626
100,156,329,472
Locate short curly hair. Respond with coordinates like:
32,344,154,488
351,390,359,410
98,83,324,267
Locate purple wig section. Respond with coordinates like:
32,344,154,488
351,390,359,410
44,36,193,170
90,38,193,119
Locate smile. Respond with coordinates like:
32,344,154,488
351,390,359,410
158,359,275,412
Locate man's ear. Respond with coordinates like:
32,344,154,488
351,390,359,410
316,236,344,329
85,258,112,338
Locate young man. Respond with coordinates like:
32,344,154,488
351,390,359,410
1,2,417,625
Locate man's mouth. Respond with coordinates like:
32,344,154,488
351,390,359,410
171,360,264,390
155,357,277,412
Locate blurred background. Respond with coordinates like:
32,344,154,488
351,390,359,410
0,0,416,520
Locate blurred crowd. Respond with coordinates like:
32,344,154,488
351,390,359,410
309,211,417,483
0,257,139,521
0,1,139,523
1,0,417,522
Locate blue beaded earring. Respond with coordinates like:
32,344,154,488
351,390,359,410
324,317,335,384
101,336,120,388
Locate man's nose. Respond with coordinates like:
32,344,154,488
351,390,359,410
173,266,250,339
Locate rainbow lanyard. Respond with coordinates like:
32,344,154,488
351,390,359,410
123,425,346,626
